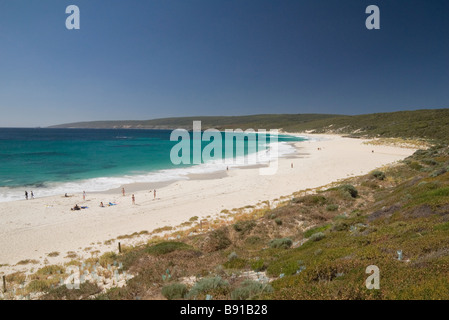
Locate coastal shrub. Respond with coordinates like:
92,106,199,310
430,168,447,178
292,195,327,206
223,258,247,269
47,252,60,258
422,158,438,166
245,236,263,246
233,220,256,234
408,161,423,171
274,218,283,226
228,251,238,261
187,276,229,299
16,259,39,265
26,280,56,293
161,283,188,300
434,222,449,232
34,265,65,276
230,280,274,300
269,238,292,249
309,232,325,242
339,184,358,198
146,242,192,256
251,259,266,272
6,272,26,285
333,221,350,232
326,204,339,212
371,170,386,180
205,229,232,252
99,252,118,267
42,282,102,300
304,224,331,238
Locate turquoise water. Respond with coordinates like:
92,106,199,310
0,128,305,201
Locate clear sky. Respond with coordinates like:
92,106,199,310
0,0,448,127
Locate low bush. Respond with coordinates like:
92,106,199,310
231,280,274,300
371,170,386,180
309,232,325,242
339,184,358,198
233,220,256,233
269,238,293,249
250,259,266,272
146,242,192,256
304,224,331,238
161,283,188,300
326,204,339,212
292,195,327,206
187,276,229,299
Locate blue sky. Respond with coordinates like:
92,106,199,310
0,0,448,127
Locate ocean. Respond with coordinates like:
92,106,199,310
0,128,305,202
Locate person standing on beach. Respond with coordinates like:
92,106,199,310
31,191,34,199
132,194,135,205
122,188,125,196
154,189,156,200
83,191,86,201
25,191,28,200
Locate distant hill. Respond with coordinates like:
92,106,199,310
50,108,449,141
48,114,339,131
288,108,449,141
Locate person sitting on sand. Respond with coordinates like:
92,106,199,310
100,202,105,207
71,204,81,211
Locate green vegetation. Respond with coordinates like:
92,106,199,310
269,238,293,249
371,170,386,181
231,280,274,300
233,220,256,233
146,242,193,256
49,114,338,130
161,283,188,300
12,135,449,300
304,225,331,238
250,259,266,272
50,109,449,142
187,276,230,299
42,282,102,300
223,258,247,269
326,204,339,212
308,232,325,242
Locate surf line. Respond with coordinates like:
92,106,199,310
169,121,279,175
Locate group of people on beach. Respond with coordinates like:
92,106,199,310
122,187,157,206
24,191,34,200
69,187,158,211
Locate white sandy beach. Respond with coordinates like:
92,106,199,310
0,134,416,276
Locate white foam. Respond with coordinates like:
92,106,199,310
0,139,302,203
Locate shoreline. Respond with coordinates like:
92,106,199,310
0,135,300,204
0,133,416,276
